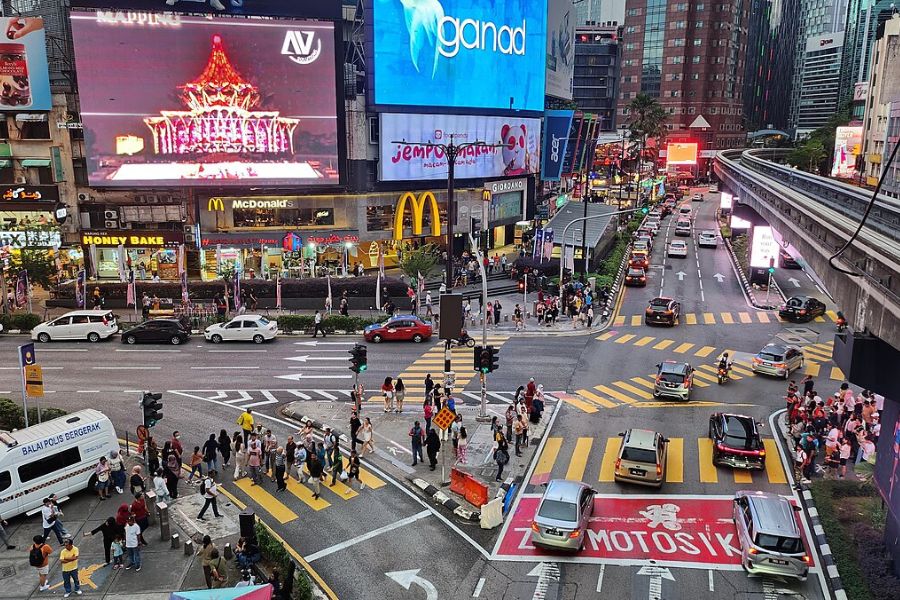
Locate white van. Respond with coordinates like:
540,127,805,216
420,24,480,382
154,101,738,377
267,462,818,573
0,410,118,520
31,310,118,342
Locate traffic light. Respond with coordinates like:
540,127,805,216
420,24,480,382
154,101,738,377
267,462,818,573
639,199,650,215
488,345,500,373
474,345,488,373
141,392,163,428
349,343,368,374
768,257,776,275
517,277,525,293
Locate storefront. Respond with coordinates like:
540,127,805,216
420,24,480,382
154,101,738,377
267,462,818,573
79,229,184,280
483,178,533,250
0,184,68,275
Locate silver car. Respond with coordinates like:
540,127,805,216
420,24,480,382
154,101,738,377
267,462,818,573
531,480,596,551
667,240,688,258
733,491,810,580
698,230,718,247
751,343,804,379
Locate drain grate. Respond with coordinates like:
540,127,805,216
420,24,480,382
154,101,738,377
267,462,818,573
0,565,16,580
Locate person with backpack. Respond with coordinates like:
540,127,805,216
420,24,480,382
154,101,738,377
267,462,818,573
29,535,52,591
329,443,345,488
202,434,219,478
196,475,222,520
494,433,510,481
409,420,425,466
323,427,336,469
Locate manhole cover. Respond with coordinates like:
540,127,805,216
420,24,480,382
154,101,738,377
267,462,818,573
777,334,809,345
786,327,818,337
0,565,15,580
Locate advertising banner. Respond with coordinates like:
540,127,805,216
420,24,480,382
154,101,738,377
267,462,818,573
370,0,547,111
71,11,340,188
831,126,863,179
80,229,185,247
68,0,342,20
666,142,699,165
485,178,527,225
0,184,58,203
545,0,575,100
541,110,574,181
750,225,777,268
0,17,51,111
379,113,540,181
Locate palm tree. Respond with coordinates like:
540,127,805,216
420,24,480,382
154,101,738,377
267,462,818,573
626,94,668,180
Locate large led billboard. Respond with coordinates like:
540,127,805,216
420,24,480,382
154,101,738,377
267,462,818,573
71,11,339,187
0,17,51,111
666,142,699,165
545,0,575,100
69,0,342,20
379,113,540,181
370,0,547,111
750,225,778,268
831,126,863,179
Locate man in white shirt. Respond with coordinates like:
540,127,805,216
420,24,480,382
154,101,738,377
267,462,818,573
312,310,326,338
196,475,222,520
123,516,142,571
40,497,65,544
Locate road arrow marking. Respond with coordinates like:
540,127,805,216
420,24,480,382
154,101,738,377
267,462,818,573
293,340,357,346
637,566,675,600
676,271,686,281
788,277,801,287
527,562,560,600
713,273,725,282
386,569,438,600
388,446,399,456
275,373,353,381
284,355,347,362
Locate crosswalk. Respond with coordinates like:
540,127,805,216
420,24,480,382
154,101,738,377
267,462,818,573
560,342,843,413
609,309,841,328
390,335,511,396
530,435,788,489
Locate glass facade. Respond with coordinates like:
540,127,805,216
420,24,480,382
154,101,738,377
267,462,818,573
641,0,667,96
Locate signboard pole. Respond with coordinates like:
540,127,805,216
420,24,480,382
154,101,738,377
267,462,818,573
18,350,29,428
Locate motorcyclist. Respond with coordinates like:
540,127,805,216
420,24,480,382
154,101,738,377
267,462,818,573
718,352,732,379
836,311,847,330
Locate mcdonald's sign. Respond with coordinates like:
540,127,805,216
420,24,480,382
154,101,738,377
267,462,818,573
393,191,442,241
208,197,226,212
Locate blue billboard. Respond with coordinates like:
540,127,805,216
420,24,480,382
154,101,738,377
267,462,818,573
370,0,547,111
541,110,574,181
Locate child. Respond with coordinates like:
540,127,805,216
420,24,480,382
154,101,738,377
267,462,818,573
456,426,468,465
188,447,204,482
111,535,125,569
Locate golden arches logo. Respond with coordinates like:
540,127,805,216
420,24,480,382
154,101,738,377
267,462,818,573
207,197,225,212
393,191,441,240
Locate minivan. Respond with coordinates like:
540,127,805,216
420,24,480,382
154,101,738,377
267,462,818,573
615,428,669,488
32,310,118,343
733,491,810,580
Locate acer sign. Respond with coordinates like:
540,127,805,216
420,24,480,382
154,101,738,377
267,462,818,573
370,0,547,111
70,11,340,188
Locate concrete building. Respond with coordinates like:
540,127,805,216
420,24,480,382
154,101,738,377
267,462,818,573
795,32,846,135
573,24,621,131
617,0,749,170
861,14,900,192
576,0,626,26
840,0,897,109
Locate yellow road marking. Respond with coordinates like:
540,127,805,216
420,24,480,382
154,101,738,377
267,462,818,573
692,379,710,388
733,469,754,484
557,391,599,412
597,331,617,341
698,439,718,483
673,342,695,354
720,313,734,324
614,316,626,326
739,312,752,323
685,313,698,325
814,316,826,323
631,401,757,408
631,315,642,326
763,439,787,484
630,377,657,390
830,366,845,381
595,384,638,404
634,336,656,347
730,363,755,377
357,468,386,490
703,313,716,325
533,437,563,481
694,345,717,358
599,438,620,482
577,389,618,409
285,477,331,510
611,380,654,399
615,334,637,344
566,438,593,481
666,438,684,483
757,312,770,323
234,478,298,524
693,370,719,383
804,362,821,377
826,310,839,322
803,348,832,362
653,339,676,350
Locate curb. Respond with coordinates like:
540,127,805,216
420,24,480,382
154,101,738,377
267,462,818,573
410,477,480,521
722,236,777,310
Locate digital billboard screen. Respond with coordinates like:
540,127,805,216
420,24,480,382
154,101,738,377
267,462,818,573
831,126,863,179
666,142,698,165
0,17,51,111
68,0,342,20
370,0,547,111
71,11,340,188
545,0,574,100
750,225,778,268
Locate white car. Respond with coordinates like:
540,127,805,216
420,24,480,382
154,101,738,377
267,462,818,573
205,315,278,344
668,240,689,258
32,310,118,343
691,193,703,202
644,219,660,234
709,183,719,193
698,231,718,247
678,205,693,220
674,219,692,237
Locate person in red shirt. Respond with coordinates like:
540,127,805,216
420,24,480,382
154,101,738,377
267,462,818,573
171,431,184,460
130,493,149,546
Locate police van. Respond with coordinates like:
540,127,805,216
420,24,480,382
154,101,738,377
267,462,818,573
0,409,118,520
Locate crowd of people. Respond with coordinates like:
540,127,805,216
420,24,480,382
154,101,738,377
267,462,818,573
785,375,883,484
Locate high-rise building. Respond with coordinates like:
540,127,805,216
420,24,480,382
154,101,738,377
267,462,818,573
840,0,897,107
617,0,749,163
743,0,802,132
861,14,900,192
576,0,627,25
573,24,621,131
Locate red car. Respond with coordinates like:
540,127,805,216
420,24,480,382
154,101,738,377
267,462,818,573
364,315,433,343
629,252,650,270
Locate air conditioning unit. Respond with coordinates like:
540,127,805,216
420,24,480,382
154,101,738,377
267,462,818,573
104,219,118,228
183,224,193,234
184,232,196,244
103,209,119,220
14,176,26,184
134,195,147,204
77,192,91,203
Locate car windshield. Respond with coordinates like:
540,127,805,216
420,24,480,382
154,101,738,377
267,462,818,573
677,221,690,227
537,499,577,522
755,533,803,554
649,299,670,309
621,447,657,464
658,372,684,384
723,417,752,447
628,269,644,276
759,351,784,362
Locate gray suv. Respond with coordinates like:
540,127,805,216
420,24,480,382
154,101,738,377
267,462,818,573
733,491,810,580
653,361,694,401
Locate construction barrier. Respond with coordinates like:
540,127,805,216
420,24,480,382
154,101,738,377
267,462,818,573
480,497,503,529
449,468,468,497
464,474,489,508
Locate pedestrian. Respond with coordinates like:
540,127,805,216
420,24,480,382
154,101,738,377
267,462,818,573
323,427,336,469
312,310,327,337
381,376,395,412
188,446,204,482
514,303,523,331
425,428,440,471
456,426,468,464
501,254,508,272
493,299,501,325
347,450,364,489
494,434,510,481
197,535,217,588
839,437,852,478
40,497,65,545
329,443,345,488
130,493,149,545
308,452,325,500
424,373,435,405
94,456,112,500
29,534,52,591
525,377,536,412
423,399,434,433
207,548,227,588
349,411,362,452
513,415,526,457
586,305,594,328
395,378,406,413
141,292,151,319
147,436,159,475
237,408,254,446
263,429,277,478
274,447,287,492
197,474,222,519
360,417,374,455
451,415,462,457
802,374,815,395
170,431,184,461
123,516,141,571
531,386,545,424
129,466,146,497
232,433,246,480
486,301,493,325
153,469,171,504
203,434,219,477
110,449,126,495
294,443,308,483
214,430,231,469
505,405,515,442
0,518,12,550
247,433,262,485
409,420,425,466
425,291,433,317
110,535,125,570
60,537,83,596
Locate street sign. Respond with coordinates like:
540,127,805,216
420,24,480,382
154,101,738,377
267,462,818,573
432,407,456,431
136,425,149,442
24,364,43,397
18,343,36,366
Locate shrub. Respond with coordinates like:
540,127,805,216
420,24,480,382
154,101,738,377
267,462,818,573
11,313,42,331
731,233,749,274
0,398,67,430
275,314,382,333
254,521,314,600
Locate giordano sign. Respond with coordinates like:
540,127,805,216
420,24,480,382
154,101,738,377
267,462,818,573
393,191,442,241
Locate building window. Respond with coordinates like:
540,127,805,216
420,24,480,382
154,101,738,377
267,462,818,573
625,43,635,51
692,56,701,63
670,90,680,97
696,3,705,9
35,166,53,184
626,26,638,34
693,39,702,46
627,8,641,16
695,21,705,28
20,120,50,139
691,73,700,79
672,38,685,47
688,107,696,114
671,56,684,64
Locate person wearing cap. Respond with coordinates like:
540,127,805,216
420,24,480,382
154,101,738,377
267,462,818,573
60,538,82,596
40,497,65,544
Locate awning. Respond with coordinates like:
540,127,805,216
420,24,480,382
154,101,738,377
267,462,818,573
15,113,47,122
546,202,617,249
21,159,51,167
0,160,10,168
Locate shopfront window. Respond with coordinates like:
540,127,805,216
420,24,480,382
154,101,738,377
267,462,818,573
232,206,334,228
366,204,395,231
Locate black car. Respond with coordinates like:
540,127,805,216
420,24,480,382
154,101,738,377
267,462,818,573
645,297,680,326
624,268,647,287
708,413,765,470
779,249,802,269
121,319,191,345
778,296,826,322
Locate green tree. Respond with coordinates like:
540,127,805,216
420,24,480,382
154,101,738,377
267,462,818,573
626,94,669,175
9,248,56,289
788,139,827,174
398,244,439,281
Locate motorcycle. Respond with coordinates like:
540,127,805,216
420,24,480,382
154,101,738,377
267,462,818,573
836,311,847,332
717,365,730,385
451,330,476,348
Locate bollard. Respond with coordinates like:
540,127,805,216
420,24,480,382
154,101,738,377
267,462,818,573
183,539,193,556
223,543,233,561
144,491,157,526
171,532,180,549
157,501,171,541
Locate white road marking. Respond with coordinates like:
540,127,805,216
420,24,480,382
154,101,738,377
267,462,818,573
708,569,714,591
76,390,100,393
304,509,430,562
92,366,160,370
315,390,338,400
275,373,352,380
37,349,87,352
208,349,268,353
596,564,605,592
287,390,311,400
473,577,485,597
115,349,182,353
191,366,260,370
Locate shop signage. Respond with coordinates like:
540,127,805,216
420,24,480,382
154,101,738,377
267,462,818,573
308,234,360,245
393,192,442,241
485,178,527,194
541,110,574,181
0,230,61,249
233,199,296,210
0,185,58,202
80,230,184,247
201,233,283,248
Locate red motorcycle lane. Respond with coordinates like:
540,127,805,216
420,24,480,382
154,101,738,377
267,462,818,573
497,495,815,568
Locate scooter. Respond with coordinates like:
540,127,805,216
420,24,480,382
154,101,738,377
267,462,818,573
717,365,730,385
451,330,476,348
836,311,847,332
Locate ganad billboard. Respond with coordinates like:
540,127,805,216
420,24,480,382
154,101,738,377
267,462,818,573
370,0,547,111
545,0,575,100
379,113,540,182
831,126,863,179
71,11,339,187
68,0,342,20
0,17,51,111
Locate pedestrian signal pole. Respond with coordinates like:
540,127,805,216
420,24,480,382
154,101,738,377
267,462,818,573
468,231,490,420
